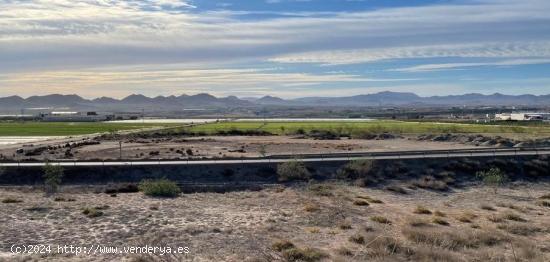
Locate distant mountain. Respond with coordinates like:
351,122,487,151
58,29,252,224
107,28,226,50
1,91,549,112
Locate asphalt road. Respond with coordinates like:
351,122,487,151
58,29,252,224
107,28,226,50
1,147,549,167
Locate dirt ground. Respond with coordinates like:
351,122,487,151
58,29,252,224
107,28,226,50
0,135,479,161
0,182,549,261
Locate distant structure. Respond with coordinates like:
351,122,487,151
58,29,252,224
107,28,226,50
40,111,113,122
495,112,550,121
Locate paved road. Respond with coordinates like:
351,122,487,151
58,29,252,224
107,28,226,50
1,147,549,167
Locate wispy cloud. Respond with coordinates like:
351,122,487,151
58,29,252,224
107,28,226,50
391,58,550,72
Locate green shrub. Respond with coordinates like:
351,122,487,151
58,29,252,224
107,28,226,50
277,160,311,182
138,179,181,198
476,168,508,193
43,163,64,194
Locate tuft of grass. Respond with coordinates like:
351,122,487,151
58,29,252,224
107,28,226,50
353,199,370,206
307,184,333,197
2,198,22,203
502,212,526,222
432,218,450,226
434,210,446,217
479,204,496,211
413,205,432,215
487,214,505,223
408,217,430,227
138,179,180,198
338,221,352,230
272,240,295,252
496,223,541,236
282,247,328,262
402,226,505,250
456,211,477,223
82,207,104,218
385,185,407,194
370,216,392,224
538,193,550,200
348,234,365,244
356,195,383,203
304,202,320,212
335,246,353,257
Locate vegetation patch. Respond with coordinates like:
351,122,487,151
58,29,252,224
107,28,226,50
370,216,392,224
413,205,432,215
138,179,181,198
82,207,104,218
277,160,311,182
2,198,22,203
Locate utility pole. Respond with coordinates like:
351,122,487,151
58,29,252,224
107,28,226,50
119,141,122,160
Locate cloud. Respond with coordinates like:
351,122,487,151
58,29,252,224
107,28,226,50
1,0,549,71
0,66,414,98
391,58,550,72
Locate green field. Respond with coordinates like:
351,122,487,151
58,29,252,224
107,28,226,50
0,122,181,136
183,120,550,136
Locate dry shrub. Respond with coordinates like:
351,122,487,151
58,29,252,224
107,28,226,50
413,205,432,215
539,193,550,199
364,235,405,258
282,247,327,262
402,226,505,250
272,239,295,252
338,221,352,230
412,176,449,191
385,185,407,194
479,204,496,211
407,217,431,227
356,195,383,204
433,210,446,217
353,199,370,206
349,234,365,244
304,202,320,212
496,223,541,236
335,246,353,257
307,184,333,197
2,198,22,203
456,211,477,223
487,214,505,223
502,212,526,222
370,216,392,224
517,242,545,262
432,218,450,226
411,246,462,262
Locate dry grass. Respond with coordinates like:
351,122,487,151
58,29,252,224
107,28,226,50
479,204,496,211
304,202,320,212
433,210,446,217
456,211,477,223
2,197,22,203
402,226,505,250
413,205,432,215
432,218,450,226
496,223,541,236
370,216,392,224
502,212,526,222
353,199,370,206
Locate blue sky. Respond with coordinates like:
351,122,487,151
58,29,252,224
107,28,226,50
0,0,549,98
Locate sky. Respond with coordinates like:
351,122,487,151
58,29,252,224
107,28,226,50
1,0,549,99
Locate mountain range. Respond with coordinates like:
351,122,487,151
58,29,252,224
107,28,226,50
2,92,550,112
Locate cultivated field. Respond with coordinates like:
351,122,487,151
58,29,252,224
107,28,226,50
182,120,550,137
0,122,183,136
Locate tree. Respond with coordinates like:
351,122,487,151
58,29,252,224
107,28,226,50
476,167,508,194
43,163,64,194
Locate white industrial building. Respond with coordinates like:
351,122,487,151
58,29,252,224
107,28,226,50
40,111,112,122
495,113,550,121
